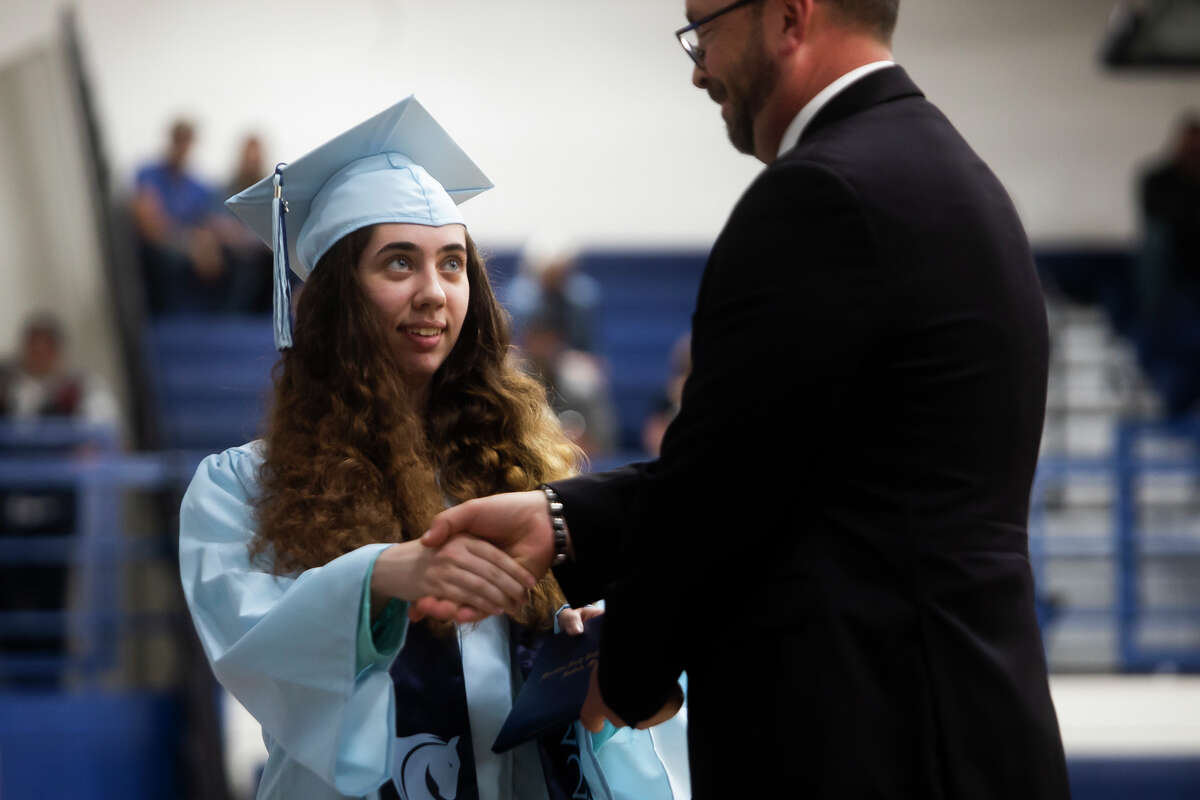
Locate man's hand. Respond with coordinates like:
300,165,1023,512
372,538,534,619
411,491,555,622
580,663,684,733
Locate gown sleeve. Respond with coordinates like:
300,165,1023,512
179,446,408,797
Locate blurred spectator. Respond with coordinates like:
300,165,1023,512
132,118,223,313
1135,113,1200,418
1139,114,1200,314
228,133,266,196
0,312,118,424
0,312,118,687
212,134,274,313
134,120,273,314
522,313,616,457
642,332,691,457
505,235,601,352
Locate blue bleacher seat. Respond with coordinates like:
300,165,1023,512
147,316,278,453
489,250,705,452
1068,756,1200,800
575,252,704,450
0,692,177,798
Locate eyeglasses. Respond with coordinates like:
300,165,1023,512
674,0,764,69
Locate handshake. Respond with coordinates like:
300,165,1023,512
369,488,683,732
371,490,554,624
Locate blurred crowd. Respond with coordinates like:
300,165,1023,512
123,110,1200,461
132,119,274,316
505,238,617,457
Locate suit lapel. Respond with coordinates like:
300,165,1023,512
797,66,925,147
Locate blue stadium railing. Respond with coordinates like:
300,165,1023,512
0,421,201,685
1029,418,1200,672
1113,418,1200,671
0,421,197,797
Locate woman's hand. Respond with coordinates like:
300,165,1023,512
372,538,535,618
557,604,604,636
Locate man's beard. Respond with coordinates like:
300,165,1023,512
708,28,780,156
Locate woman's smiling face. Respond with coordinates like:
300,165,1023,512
356,222,470,393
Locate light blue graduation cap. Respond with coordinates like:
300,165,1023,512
225,96,493,349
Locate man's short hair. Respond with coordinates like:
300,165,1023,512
23,311,64,344
821,0,900,42
169,118,196,145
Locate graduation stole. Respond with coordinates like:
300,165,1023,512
383,620,593,800
386,620,479,800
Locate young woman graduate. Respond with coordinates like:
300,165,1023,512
178,97,687,800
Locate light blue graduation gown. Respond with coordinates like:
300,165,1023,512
179,443,689,800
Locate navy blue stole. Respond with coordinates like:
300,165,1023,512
381,620,593,800
384,620,479,800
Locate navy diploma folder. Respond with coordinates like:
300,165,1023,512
492,616,602,753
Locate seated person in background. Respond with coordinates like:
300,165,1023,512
522,312,617,458
227,133,268,199
0,312,118,425
179,98,684,800
133,118,223,313
505,235,600,353
210,133,276,314
1136,113,1200,417
641,332,691,458
0,312,118,685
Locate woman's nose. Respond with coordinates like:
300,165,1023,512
412,267,447,308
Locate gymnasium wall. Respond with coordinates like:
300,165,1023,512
0,0,1196,254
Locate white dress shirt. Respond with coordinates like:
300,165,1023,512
776,60,895,159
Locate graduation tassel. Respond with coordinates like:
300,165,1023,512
271,165,293,350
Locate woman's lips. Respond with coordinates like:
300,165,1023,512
400,326,443,351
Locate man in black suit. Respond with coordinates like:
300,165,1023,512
419,0,1070,796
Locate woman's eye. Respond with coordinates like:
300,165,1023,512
442,257,463,273
384,257,412,272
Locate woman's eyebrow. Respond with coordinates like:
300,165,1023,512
374,242,467,257
374,241,420,257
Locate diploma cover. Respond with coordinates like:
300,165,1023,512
492,616,602,753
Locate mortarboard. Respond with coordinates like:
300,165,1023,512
225,96,493,349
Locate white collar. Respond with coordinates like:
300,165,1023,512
775,61,895,159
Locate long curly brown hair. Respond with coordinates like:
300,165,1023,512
252,226,582,628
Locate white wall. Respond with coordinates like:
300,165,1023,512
0,0,1197,253
0,39,126,426
899,0,1198,246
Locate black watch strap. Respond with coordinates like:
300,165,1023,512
539,484,571,566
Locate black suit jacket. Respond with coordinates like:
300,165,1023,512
551,67,1069,799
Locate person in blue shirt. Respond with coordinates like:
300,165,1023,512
178,98,687,800
132,118,227,313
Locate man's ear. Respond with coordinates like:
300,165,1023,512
773,0,814,55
